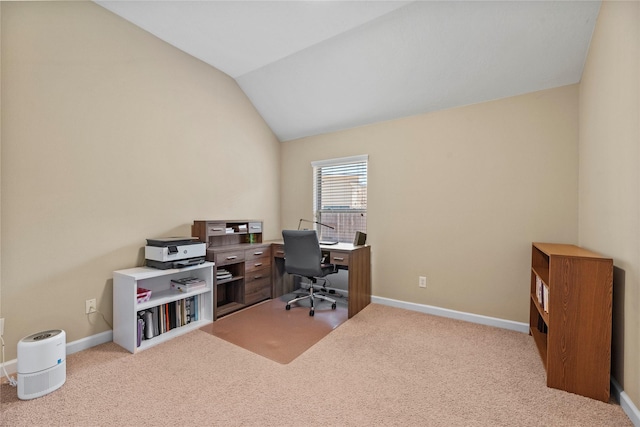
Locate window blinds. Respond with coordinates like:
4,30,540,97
312,155,368,243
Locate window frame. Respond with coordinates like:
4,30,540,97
311,155,368,243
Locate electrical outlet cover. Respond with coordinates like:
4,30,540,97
85,299,97,314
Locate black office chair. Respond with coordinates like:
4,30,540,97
282,230,337,316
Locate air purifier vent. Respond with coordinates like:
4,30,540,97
20,363,66,398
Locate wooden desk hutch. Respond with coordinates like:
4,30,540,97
192,220,272,319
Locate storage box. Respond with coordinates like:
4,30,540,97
137,288,152,304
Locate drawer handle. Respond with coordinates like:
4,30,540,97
254,275,262,279
212,227,223,231
254,263,263,267
251,226,260,229
226,256,237,260
276,251,284,255
253,251,263,256
333,257,345,261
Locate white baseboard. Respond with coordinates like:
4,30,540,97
66,330,113,355
612,378,640,426
1,330,113,378
371,295,530,333
372,296,640,426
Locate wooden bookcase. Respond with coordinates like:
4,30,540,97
529,242,613,402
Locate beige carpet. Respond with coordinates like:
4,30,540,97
0,303,632,426
201,295,348,364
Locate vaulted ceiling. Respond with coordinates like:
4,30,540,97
95,1,601,142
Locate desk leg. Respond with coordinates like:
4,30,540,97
348,246,371,318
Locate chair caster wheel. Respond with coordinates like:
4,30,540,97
309,310,314,316
331,303,337,310
286,305,291,310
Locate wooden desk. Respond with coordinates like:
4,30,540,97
271,242,371,318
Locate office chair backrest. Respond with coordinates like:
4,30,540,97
282,230,323,278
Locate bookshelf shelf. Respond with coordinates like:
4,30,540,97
137,286,211,311
136,319,210,352
113,262,214,353
216,275,244,285
529,242,613,402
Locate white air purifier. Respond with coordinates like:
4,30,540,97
17,329,66,400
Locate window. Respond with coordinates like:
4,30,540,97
312,155,368,243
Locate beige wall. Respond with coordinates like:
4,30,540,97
579,0,640,407
282,84,579,322
0,2,280,359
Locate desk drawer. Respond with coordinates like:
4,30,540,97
245,247,270,262
213,249,245,266
329,251,349,266
245,270,271,305
246,266,271,284
248,222,262,233
245,256,271,273
272,244,285,258
207,222,227,236
245,246,271,273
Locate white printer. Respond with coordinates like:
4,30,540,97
145,237,206,270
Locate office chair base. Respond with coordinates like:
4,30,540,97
285,303,337,316
286,289,337,316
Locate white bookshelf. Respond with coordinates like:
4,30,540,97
113,262,214,353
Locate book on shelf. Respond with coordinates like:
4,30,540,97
216,268,233,280
171,282,207,293
136,295,200,342
137,318,144,347
170,277,207,293
536,315,548,334
150,306,160,337
184,298,191,324
535,274,549,313
216,268,232,280
171,276,206,286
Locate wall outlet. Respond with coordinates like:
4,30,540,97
85,298,97,314
0,318,4,336
419,276,427,288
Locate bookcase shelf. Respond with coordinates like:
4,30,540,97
216,275,244,285
529,242,613,402
136,286,211,311
113,262,214,353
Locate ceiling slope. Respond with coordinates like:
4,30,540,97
96,1,601,141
